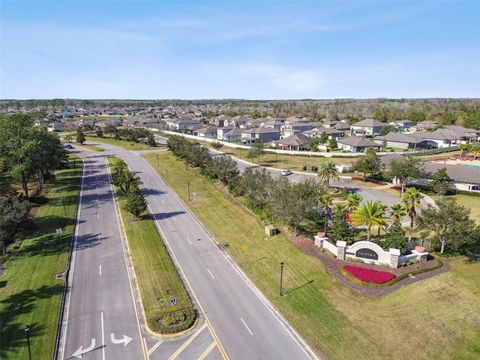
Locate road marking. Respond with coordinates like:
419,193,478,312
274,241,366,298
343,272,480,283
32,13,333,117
240,317,253,336
99,265,102,276
147,338,163,355
97,212,100,220
197,341,216,360
168,322,208,360
186,236,192,245
101,312,106,360
207,268,216,280
72,338,95,359
110,333,133,347
59,157,85,360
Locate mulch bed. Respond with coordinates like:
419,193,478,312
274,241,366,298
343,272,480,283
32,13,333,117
288,234,449,297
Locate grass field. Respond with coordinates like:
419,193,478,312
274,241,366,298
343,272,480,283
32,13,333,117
0,156,82,360
144,151,480,360
107,158,195,334
433,194,480,224
86,136,158,151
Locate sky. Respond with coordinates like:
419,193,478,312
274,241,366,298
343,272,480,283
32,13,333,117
1,0,479,100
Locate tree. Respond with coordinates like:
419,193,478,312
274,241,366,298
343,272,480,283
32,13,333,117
111,159,141,195
247,140,264,163
0,114,66,198
350,200,387,241
317,161,338,187
146,133,157,147
211,142,223,150
319,132,328,144
269,179,318,236
383,220,407,254
402,187,423,241
353,148,381,181
95,127,104,138
389,203,406,222
387,156,422,193
0,196,33,254
417,198,478,254
328,137,338,149
125,190,147,218
431,168,451,195
346,193,362,213
330,204,353,243
378,125,398,136
76,127,86,144
319,194,333,235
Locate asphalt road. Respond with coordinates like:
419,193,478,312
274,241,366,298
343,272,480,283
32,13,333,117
94,143,319,360
59,148,146,360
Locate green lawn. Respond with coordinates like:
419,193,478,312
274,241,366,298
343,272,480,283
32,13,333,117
77,143,105,152
144,151,480,360
86,136,158,151
433,194,480,224
0,157,82,360
107,158,195,334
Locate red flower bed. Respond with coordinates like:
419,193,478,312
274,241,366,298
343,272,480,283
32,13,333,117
343,265,396,284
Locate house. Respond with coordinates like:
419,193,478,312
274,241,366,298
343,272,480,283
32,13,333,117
194,126,218,139
211,115,230,127
217,127,233,140
321,119,337,128
334,121,351,131
278,133,314,150
225,115,249,128
350,119,387,136
389,120,413,131
223,128,243,142
166,117,201,131
410,129,458,148
280,122,312,138
444,125,480,143
263,118,285,130
241,127,281,144
423,163,480,192
415,120,438,131
374,132,423,149
48,121,65,132
337,137,382,153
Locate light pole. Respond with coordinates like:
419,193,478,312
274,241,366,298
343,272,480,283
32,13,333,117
61,197,67,216
279,261,285,296
187,182,190,201
25,325,32,360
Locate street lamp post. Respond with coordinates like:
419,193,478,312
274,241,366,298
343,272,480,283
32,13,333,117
25,325,32,360
279,261,285,296
187,182,190,201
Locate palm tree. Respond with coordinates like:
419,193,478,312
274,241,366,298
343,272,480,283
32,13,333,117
319,194,333,235
389,203,406,222
350,200,387,241
317,161,339,187
402,187,423,241
346,193,362,213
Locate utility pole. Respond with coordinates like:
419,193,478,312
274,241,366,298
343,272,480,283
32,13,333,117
157,153,159,168
25,325,32,360
279,261,285,296
187,182,190,201
61,197,67,216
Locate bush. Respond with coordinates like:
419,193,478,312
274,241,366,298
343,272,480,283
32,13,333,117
311,166,318,172
150,307,196,334
302,165,307,171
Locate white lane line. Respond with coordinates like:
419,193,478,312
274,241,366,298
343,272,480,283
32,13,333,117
99,265,102,276
97,212,100,220
207,268,216,280
240,317,253,336
101,311,106,360
147,338,163,355
186,236,192,245
198,341,217,360
168,322,208,360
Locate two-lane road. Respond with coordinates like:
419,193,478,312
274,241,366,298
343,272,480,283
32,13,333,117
59,148,146,360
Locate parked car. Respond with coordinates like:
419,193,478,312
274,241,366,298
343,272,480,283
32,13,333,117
63,144,74,149
281,169,292,176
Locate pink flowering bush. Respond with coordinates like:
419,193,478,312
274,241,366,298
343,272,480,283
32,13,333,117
343,265,396,284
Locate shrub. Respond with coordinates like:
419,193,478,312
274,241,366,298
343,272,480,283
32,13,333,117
342,265,396,284
302,165,307,171
150,307,196,334
311,166,318,172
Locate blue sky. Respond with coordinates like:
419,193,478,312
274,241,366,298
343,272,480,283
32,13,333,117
1,0,479,99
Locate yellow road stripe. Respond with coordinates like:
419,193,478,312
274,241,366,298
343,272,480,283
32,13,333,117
168,323,208,360
197,341,217,360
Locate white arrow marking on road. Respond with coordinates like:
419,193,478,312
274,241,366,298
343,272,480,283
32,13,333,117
72,338,96,358
110,333,133,347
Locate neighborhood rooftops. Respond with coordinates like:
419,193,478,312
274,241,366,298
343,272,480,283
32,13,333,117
338,137,379,147
278,133,313,147
351,118,387,128
423,162,480,185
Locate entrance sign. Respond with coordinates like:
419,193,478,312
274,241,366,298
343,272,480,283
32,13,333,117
356,248,379,260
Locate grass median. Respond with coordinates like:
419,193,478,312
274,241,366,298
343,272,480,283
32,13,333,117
144,151,480,360
107,157,196,334
0,156,82,360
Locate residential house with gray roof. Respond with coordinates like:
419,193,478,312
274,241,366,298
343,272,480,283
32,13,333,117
350,118,387,136
338,137,381,153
